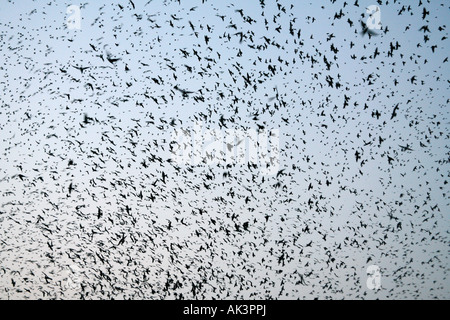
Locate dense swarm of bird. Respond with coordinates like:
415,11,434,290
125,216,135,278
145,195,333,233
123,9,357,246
0,0,448,300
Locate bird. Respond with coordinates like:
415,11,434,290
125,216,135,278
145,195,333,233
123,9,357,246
360,20,379,38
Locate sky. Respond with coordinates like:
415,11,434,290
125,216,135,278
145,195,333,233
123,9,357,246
0,0,448,299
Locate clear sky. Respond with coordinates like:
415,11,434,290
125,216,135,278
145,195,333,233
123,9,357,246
0,0,448,299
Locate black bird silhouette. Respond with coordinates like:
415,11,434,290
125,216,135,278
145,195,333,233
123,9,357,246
360,20,379,37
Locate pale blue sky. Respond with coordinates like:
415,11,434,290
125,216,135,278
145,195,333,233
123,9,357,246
0,0,448,299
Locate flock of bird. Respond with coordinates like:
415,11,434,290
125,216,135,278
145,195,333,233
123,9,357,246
0,0,448,300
